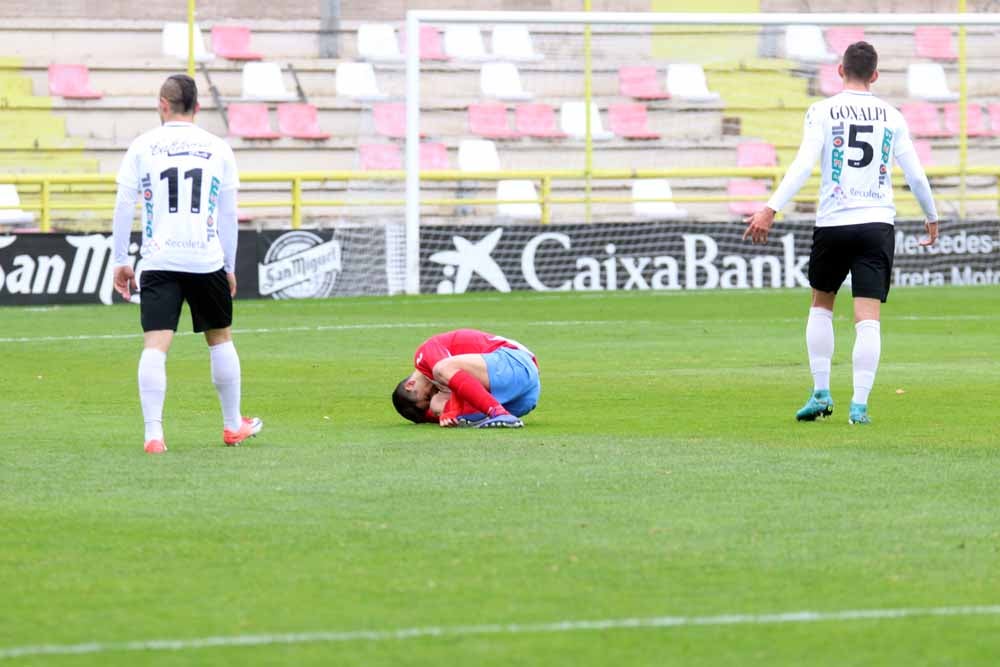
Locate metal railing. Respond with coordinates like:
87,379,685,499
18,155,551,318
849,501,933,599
0,166,990,232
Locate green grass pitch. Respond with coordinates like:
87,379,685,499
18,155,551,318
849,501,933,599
1,286,999,665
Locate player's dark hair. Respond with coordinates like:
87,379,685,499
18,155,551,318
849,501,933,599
160,74,198,114
842,41,878,82
392,379,428,424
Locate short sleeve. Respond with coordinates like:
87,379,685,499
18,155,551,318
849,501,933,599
116,142,140,191
415,337,451,379
892,113,916,160
801,104,825,151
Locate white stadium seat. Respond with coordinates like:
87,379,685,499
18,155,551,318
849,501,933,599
666,64,721,103
490,25,543,61
357,23,404,62
907,63,959,102
784,25,837,63
480,62,533,101
0,185,35,225
631,179,688,220
458,139,501,171
241,62,297,101
444,25,490,60
161,22,214,62
559,101,614,140
335,62,388,101
497,180,542,220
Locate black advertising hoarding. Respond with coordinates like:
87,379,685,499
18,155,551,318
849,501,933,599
418,220,1000,294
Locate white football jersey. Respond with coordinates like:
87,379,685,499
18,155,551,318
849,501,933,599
768,90,934,228
117,121,239,273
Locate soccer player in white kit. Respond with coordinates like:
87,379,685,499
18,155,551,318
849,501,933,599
111,75,262,453
743,42,939,425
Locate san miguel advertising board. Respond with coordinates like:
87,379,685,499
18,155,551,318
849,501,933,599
0,220,996,305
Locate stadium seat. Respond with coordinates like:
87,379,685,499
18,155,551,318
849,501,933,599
496,180,542,220
818,63,842,97
825,27,865,55
241,62,297,101
618,66,669,100
784,25,836,63
227,103,280,139
900,102,948,138
335,62,387,101
357,23,404,62
907,63,958,102
443,25,490,60
514,103,566,138
469,103,519,139
359,143,402,170
912,139,934,166
458,139,501,171
727,179,768,216
373,103,407,139
559,101,613,140
47,64,102,99
631,179,687,219
915,26,957,60
490,25,543,61
401,25,447,60
480,62,532,101
988,104,1000,136
736,141,777,167
666,64,720,103
608,103,660,140
0,185,35,225
420,142,450,170
277,103,330,140
943,103,988,137
211,25,263,60
162,22,214,62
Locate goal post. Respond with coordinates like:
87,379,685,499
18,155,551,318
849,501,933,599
403,10,1000,294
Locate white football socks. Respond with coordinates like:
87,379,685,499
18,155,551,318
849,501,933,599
806,307,835,392
138,348,167,442
852,320,881,406
210,341,243,432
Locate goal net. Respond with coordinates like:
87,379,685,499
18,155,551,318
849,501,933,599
398,10,1000,294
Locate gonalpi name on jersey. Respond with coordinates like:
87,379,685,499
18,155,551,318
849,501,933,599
828,105,888,122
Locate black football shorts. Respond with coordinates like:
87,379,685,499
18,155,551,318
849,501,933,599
808,222,896,302
139,268,233,333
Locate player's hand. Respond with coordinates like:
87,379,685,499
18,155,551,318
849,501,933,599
113,265,137,302
439,416,459,427
226,271,237,297
920,220,939,247
742,207,775,245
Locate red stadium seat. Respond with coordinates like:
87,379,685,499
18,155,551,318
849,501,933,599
900,103,948,138
618,66,669,100
736,141,777,167
420,142,449,170
943,103,988,137
514,104,566,138
608,103,660,139
227,103,280,139
359,143,402,170
818,63,842,97
468,103,519,139
988,104,1000,136
915,27,957,60
401,25,448,61
825,27,864,55
211,25,263,60
277,103,330,140
912,139,934,166
47,64,102,99
727,179,768,216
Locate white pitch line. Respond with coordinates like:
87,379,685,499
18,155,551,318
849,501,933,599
0,320,651,345
1,605,999,660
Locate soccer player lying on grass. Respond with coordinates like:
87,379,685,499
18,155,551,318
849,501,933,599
392,329,540,428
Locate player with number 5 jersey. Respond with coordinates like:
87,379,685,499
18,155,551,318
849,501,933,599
743,42,939,426
111,74,262,454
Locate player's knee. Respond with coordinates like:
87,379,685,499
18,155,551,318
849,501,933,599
432,358,460,385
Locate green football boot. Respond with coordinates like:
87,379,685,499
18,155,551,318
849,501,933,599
795,389,834,421
848,402,872,425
